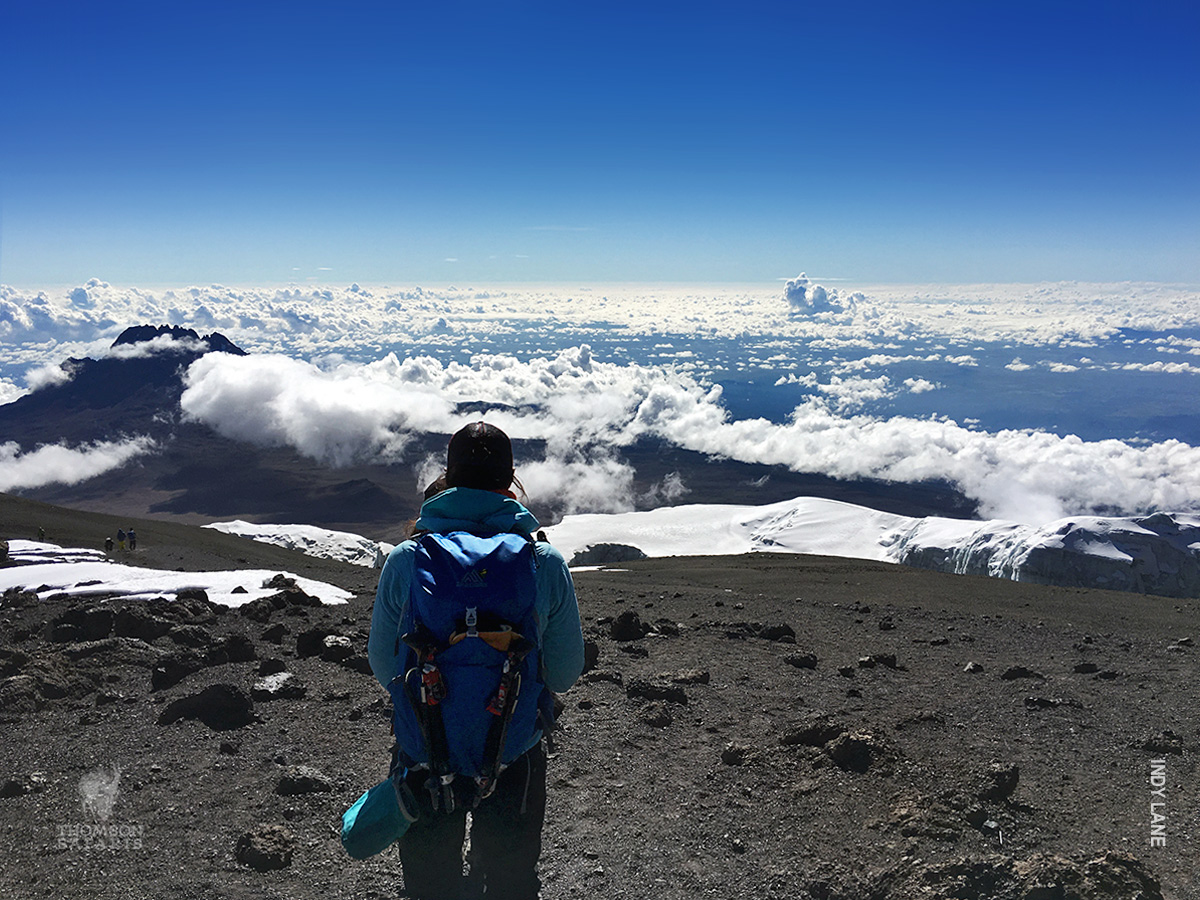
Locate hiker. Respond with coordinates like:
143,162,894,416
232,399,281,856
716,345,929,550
37,526,45,542
368,422,584,900
116,528,126,551
127,528,137,551
105,536,114,554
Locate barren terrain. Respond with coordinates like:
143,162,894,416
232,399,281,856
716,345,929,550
1,494,1195,899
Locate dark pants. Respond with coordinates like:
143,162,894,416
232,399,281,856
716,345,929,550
399,743,546,900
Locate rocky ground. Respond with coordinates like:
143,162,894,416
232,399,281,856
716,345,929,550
1,496,1196,899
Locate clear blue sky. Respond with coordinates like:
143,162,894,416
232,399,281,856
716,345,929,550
2,0,1197,286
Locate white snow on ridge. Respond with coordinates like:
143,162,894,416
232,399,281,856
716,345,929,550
0,540,351,606
204,520,393,568
546,498,1200,598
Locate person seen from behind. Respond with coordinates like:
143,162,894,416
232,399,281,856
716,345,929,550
368,422,584,900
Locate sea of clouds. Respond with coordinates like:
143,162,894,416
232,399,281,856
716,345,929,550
2,276,1199,524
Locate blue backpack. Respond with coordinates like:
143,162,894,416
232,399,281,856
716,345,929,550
388,531,549,811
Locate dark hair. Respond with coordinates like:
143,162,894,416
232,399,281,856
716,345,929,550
445,422,514,491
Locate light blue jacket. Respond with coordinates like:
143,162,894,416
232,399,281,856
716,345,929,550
368,488,586,707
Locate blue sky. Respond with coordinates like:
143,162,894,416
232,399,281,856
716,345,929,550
2,1,1197,286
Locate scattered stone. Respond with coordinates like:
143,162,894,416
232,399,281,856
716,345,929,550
976,762,1020,802
261,575,322,609
320,635,355,663
339,655,374,676
1139,730,1184,755
669,668,710,685
857,656,876,669
963,804,989,829
626,678,688,705
1174,636,1194,646
784,651,818,669
114,606,173,641
151,652,205,691
878,616,895,631
582,670,623,686
568,543,648,566
826,731,876,773
837,665,855,678
235,824,295,871
168,624,213,648
721,743,754,766
0,772,47,798
239,598,278,623
49,607,114,642
276,765,334,795
1073,662,1100,674
219,741,240,755
167,595,218,625
210,633,256,664
610,610,649,642
252,672,307,701
2,588,38,609
1000,665,1044,680
780,719,846,748
618,644,648,658
638,701,673,728
885,850,1164,900
158,683,256,730
296,627,337,658
1024,696,1063,710
259,623,288,644
963,661,984,673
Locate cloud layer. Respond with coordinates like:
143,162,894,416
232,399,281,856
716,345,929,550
6,278,1200,522
180,348,1200,524
0,438,156,492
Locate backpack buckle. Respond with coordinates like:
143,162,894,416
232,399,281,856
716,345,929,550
465,607,478,639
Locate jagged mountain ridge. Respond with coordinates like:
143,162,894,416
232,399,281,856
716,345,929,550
0,325,245,447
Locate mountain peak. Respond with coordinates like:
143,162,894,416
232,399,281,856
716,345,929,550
111,325,245,356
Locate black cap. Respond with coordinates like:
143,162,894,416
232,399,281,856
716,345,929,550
446,422,514,490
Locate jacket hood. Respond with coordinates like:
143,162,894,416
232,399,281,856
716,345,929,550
414,487,540,537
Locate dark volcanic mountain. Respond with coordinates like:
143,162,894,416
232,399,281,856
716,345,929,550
0,325,245,447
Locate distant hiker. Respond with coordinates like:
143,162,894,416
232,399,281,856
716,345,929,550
369,422,584,900
127,528,137,551
117,529,126,551
37,526,45,542
104,536,114,554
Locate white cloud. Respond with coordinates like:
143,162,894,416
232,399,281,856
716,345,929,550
25,362,73,391
0,379,27,405
903,377,939,393
175,347,1200,525
784,273,849,315
0,438,156,492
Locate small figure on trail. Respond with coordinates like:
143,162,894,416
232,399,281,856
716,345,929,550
37,526,45,542
105,536,114,554
127,528,137,551
369,422,584,900
116,529,126,551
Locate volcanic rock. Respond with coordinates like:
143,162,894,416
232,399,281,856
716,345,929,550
235,824,295,871
276,765,334,795
158,683,256,730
